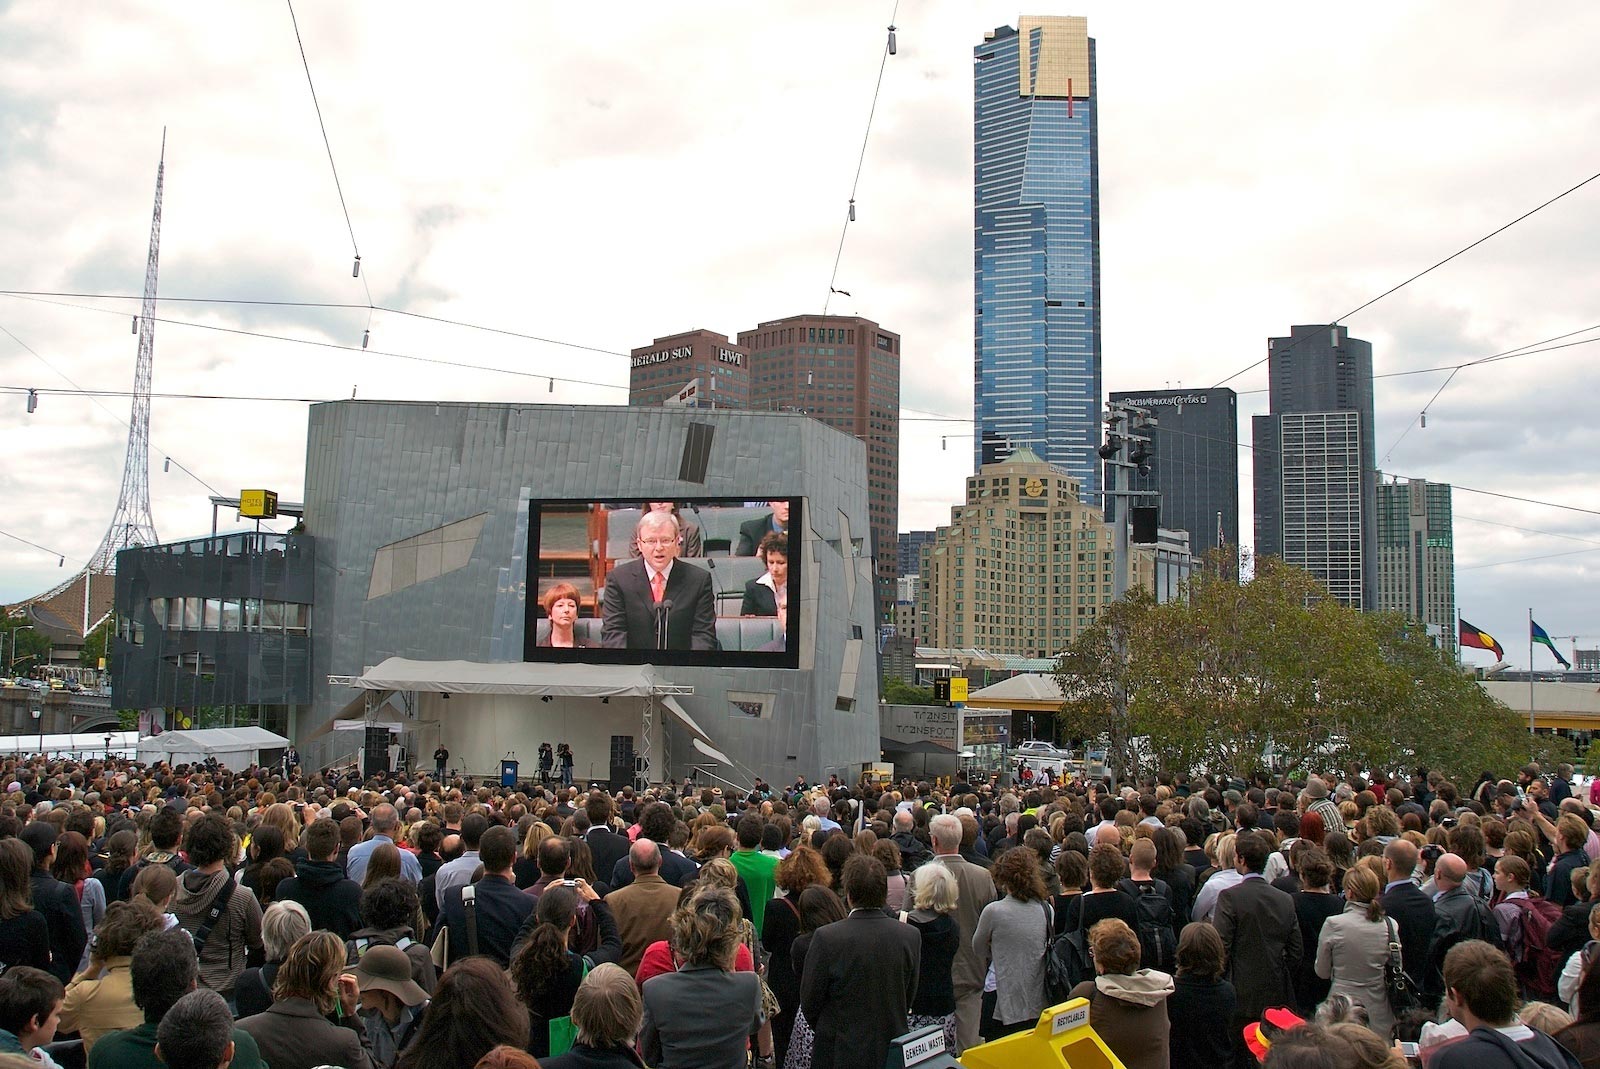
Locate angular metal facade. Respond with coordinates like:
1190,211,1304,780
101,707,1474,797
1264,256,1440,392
301,401,880,784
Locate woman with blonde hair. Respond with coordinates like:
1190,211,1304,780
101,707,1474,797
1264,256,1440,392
697,858,776,1066
237,930,372,1069
515,820,556,888
1314,863,1395,1039
640,886,763,1068
1191,833,1240,923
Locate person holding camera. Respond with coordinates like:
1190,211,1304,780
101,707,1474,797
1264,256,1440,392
557,743,575,788
509,881,620,1060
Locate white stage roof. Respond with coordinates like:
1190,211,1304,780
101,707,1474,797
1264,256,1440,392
353,658,672,699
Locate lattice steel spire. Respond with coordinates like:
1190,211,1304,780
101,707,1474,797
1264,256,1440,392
87,132,164,574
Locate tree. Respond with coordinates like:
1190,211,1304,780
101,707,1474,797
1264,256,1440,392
1053,591,1153,779
81,617,114,670
0,617,51,676
1054,551,1538,784
881,677,936,706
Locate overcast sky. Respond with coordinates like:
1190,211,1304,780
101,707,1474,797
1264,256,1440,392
2,2,1596,668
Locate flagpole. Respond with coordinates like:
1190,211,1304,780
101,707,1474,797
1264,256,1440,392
1529,607,1536,749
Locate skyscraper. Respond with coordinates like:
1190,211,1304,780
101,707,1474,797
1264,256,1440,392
1108,388,1238,556
973,16,1101,497
628,330,750,408
737,314,900,626
1376,477,1455,652
1252,324,1377,609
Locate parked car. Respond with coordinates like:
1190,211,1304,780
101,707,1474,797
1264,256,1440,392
1016,739,1065,757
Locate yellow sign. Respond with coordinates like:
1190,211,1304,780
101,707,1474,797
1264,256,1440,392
949,677,969,703
962,998,1127,1069
1024,477,1045,498
239,490,279,519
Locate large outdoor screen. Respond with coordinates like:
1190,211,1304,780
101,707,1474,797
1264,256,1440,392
524,498,801,668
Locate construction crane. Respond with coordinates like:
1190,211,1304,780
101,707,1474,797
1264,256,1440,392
1552,635,1599,664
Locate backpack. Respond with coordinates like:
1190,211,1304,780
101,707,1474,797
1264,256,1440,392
1511,895,1565,998
1046,896,1093,1001
1129,885,1177,972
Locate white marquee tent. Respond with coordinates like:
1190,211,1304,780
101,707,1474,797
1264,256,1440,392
136,727,290,769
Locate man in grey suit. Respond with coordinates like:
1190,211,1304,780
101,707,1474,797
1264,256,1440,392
601,510,716,650
916,812,996,1052
1216,830,1302,1069
801,854,921,1069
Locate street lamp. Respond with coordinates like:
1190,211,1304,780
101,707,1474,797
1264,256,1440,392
104,733,113,761
31,708,42,759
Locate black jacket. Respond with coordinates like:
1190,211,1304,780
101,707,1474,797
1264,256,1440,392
735,514,785,556
1379,880,1437,987
276,860,364,940
800,910,922,1069
584,827,632,888
891,830,933,873
610,844,698,890
30,870,85,984
541,1044,646,1069
441,874,535,967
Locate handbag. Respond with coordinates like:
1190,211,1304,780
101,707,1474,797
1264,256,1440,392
1383,916,1421,1015
1046,895,1092,1002
547,956,593,1058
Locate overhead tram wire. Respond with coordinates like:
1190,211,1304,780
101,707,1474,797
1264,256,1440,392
285,0,376,345
0,293,629,393
0,290,631,359
1209,165,1600,391
823,2,900,315
0,528,82,567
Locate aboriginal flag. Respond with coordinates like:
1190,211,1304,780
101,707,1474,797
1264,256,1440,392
1459,617,1505,660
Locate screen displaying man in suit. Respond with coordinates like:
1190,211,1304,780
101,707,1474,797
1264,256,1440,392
735,499,789,556
601,510,716,650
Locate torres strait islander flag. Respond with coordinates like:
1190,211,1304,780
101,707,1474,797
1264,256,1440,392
1459,617,1505,660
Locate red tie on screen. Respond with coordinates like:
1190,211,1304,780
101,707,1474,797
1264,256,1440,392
651,572,666,604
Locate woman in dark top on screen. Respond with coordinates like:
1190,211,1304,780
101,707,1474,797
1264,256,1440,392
0,839,50,973
761,846,830,1069
1167,922,1236,1069
1290,846,1344,1014
538,582,596,649
1059,845,1139,939
905,863,962,1052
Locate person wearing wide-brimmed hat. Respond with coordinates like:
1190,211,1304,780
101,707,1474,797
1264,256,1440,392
352,944,429,1069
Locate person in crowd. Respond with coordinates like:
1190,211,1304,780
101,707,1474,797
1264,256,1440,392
1547,814,1592,908
640,885,764,1069
236,930,373,1069
800,855,921,1069
350,943,429,1069
607,839,680,978
903,860,961,1051
275,817,364,939
525,836,570,902
1379,839,1435,989
51,830,105,969
117,807,190,901
1067,918,1175,1069
88,929,265,1069
172,813,263,1002
90,830,136,905
433,812,489,909
152,989,237,1069
540,963,646,1069
513,884,613,1060
1290,845,1344,1013
1192,832,1243,923
919,812,996,1052
610,803,698,889
785,884,847,1067
1152,826,1197,926
582,794,632,890
1314,864,1396,1039
1555,945,1600,1067
0,966,63,1066
731,814,781,933
0,839,50,974
539,582,598,649
1429,851,1501,997
1168,921,1236,1069
17,824,85,985
974,847,1052,1038
396,957,529,1069
601,510,717,651
1492,854,1538,961
59,898,163,1053
348,803,423,885
234,899,311,1019
877,840,910,913
239,825,286,907
1051,848,1087,935
1431,939,1581,1068
1062,843,1139,943
347,878,435,994
1217,830,1302,1069
763,845,829,1067
439,824,535,966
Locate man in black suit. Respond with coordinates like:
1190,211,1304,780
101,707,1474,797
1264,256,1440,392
19,823,86,984
439,826,534,967
610,802,699,890
1215,831,1301,1069
601,510,716,650
801,854,920,1069
734,499,790,556
582,792,631,885
1381,838,1436,988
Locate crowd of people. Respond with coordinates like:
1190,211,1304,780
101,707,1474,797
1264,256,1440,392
0,753,1597,1068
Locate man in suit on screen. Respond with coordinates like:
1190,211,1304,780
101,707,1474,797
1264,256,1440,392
734,499,790,556
601,510,717,650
